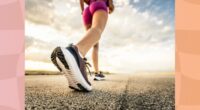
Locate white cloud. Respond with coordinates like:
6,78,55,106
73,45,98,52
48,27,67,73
156,20,163,25
141,11,150,19
162,26,171,33
134,0,140,3
115,0,129,6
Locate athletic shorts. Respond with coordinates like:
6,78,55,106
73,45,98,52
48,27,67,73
82,1,108,26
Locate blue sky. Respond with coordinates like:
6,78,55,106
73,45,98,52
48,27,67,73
131,0,174,25
25,0,175,73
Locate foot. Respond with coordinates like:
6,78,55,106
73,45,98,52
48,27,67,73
51,44,92,92
94,71,105,81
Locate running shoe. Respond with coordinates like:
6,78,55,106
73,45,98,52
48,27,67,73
51,44,92,92
94,71,105,81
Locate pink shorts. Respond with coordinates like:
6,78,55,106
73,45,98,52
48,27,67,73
82,1,108,26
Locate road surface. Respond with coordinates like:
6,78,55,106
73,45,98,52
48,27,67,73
25,73,175,110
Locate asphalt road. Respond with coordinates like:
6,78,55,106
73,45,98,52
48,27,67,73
25,73,175,110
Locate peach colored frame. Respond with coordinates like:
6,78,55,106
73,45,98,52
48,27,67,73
176,0,200,109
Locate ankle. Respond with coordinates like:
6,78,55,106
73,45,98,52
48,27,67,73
75,44,85,57
94,71,100,74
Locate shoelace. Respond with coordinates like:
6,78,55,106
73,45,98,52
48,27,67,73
83,58,92,76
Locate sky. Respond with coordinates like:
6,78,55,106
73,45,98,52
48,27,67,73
25,0,175,73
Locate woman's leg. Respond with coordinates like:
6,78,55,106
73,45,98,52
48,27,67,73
92,43,99,73
84,24,100,73
76,10,108,57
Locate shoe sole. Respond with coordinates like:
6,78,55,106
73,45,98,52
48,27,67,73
51,47,80,91
60,47,92,91
56,57,81,91
52,47,92,92
94,77,105,81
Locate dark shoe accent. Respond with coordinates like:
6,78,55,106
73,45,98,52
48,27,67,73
69,84,90,92
51,47,70,71
56,47,70,70
51,47,62,71
94,71,106,81
77,83,90,92
95,71,105,77
69,86,80,91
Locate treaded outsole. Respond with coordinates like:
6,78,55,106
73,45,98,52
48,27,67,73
77,83,90,92
51,47,62,72
69,83,90,92
55,47,70,70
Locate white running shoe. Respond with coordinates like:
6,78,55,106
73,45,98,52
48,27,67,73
51,44,92,92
